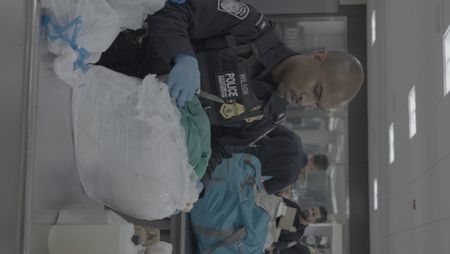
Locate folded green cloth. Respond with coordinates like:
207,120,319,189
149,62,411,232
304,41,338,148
179,97,211,178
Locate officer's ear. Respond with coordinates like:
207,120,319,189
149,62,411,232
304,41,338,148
311,50,328,63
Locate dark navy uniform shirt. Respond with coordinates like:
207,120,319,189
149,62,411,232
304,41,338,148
98,0,296,172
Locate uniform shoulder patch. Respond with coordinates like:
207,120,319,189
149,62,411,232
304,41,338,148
217,0,250,20
255,14,268,32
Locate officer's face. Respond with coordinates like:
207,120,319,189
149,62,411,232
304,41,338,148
277,52,356,109
277,52,327,107
277,64,326,107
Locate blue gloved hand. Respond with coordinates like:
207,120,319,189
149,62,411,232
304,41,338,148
169,0,186,5
167,54,200,107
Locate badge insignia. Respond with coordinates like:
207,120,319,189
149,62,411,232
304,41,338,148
220,103,245,119
217,0,250,20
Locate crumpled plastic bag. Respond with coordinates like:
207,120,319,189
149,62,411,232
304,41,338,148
41,0,120,56
73,66,200,220
41,0,166,87
41,0,120,86
106,0,166,30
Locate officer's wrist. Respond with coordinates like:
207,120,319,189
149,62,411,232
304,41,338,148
174,54,198,64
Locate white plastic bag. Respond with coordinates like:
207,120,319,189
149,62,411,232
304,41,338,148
73,66,200,220
106,0,166,30
41,0,120,55
41,0,120,86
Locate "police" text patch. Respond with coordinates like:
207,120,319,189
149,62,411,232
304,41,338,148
217,0,250,20
216,71,249,100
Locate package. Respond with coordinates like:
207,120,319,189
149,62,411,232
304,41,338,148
41,0,120,86
73,66,200,220
41,0,120,55
41,0,166,87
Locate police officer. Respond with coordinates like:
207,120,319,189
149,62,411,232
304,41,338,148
97,0,364,170
242,125,308,194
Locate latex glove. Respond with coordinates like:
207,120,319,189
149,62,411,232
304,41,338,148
169,0,186,4
167,54,200,107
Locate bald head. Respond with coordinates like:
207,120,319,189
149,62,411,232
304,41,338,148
273,50,364,109
319,51,364,108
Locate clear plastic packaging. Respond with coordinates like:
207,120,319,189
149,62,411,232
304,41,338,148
73,66,200,220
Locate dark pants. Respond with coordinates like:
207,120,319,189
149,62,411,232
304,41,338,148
96,29,169,78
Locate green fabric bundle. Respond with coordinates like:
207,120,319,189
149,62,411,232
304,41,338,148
179,97,211,178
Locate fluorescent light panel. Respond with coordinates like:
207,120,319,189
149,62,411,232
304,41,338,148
389,123,395,164
408,86,417,138
371,10,376,45
444,24,450,95
373,178,378,211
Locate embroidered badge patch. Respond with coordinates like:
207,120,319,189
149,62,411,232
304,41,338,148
217,0,250,20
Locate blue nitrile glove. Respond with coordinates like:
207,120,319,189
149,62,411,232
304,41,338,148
167,54,200,107
169,0,186,4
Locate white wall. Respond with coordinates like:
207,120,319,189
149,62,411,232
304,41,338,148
0,0,29,253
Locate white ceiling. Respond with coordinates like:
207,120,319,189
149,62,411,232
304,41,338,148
367,0,450,253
